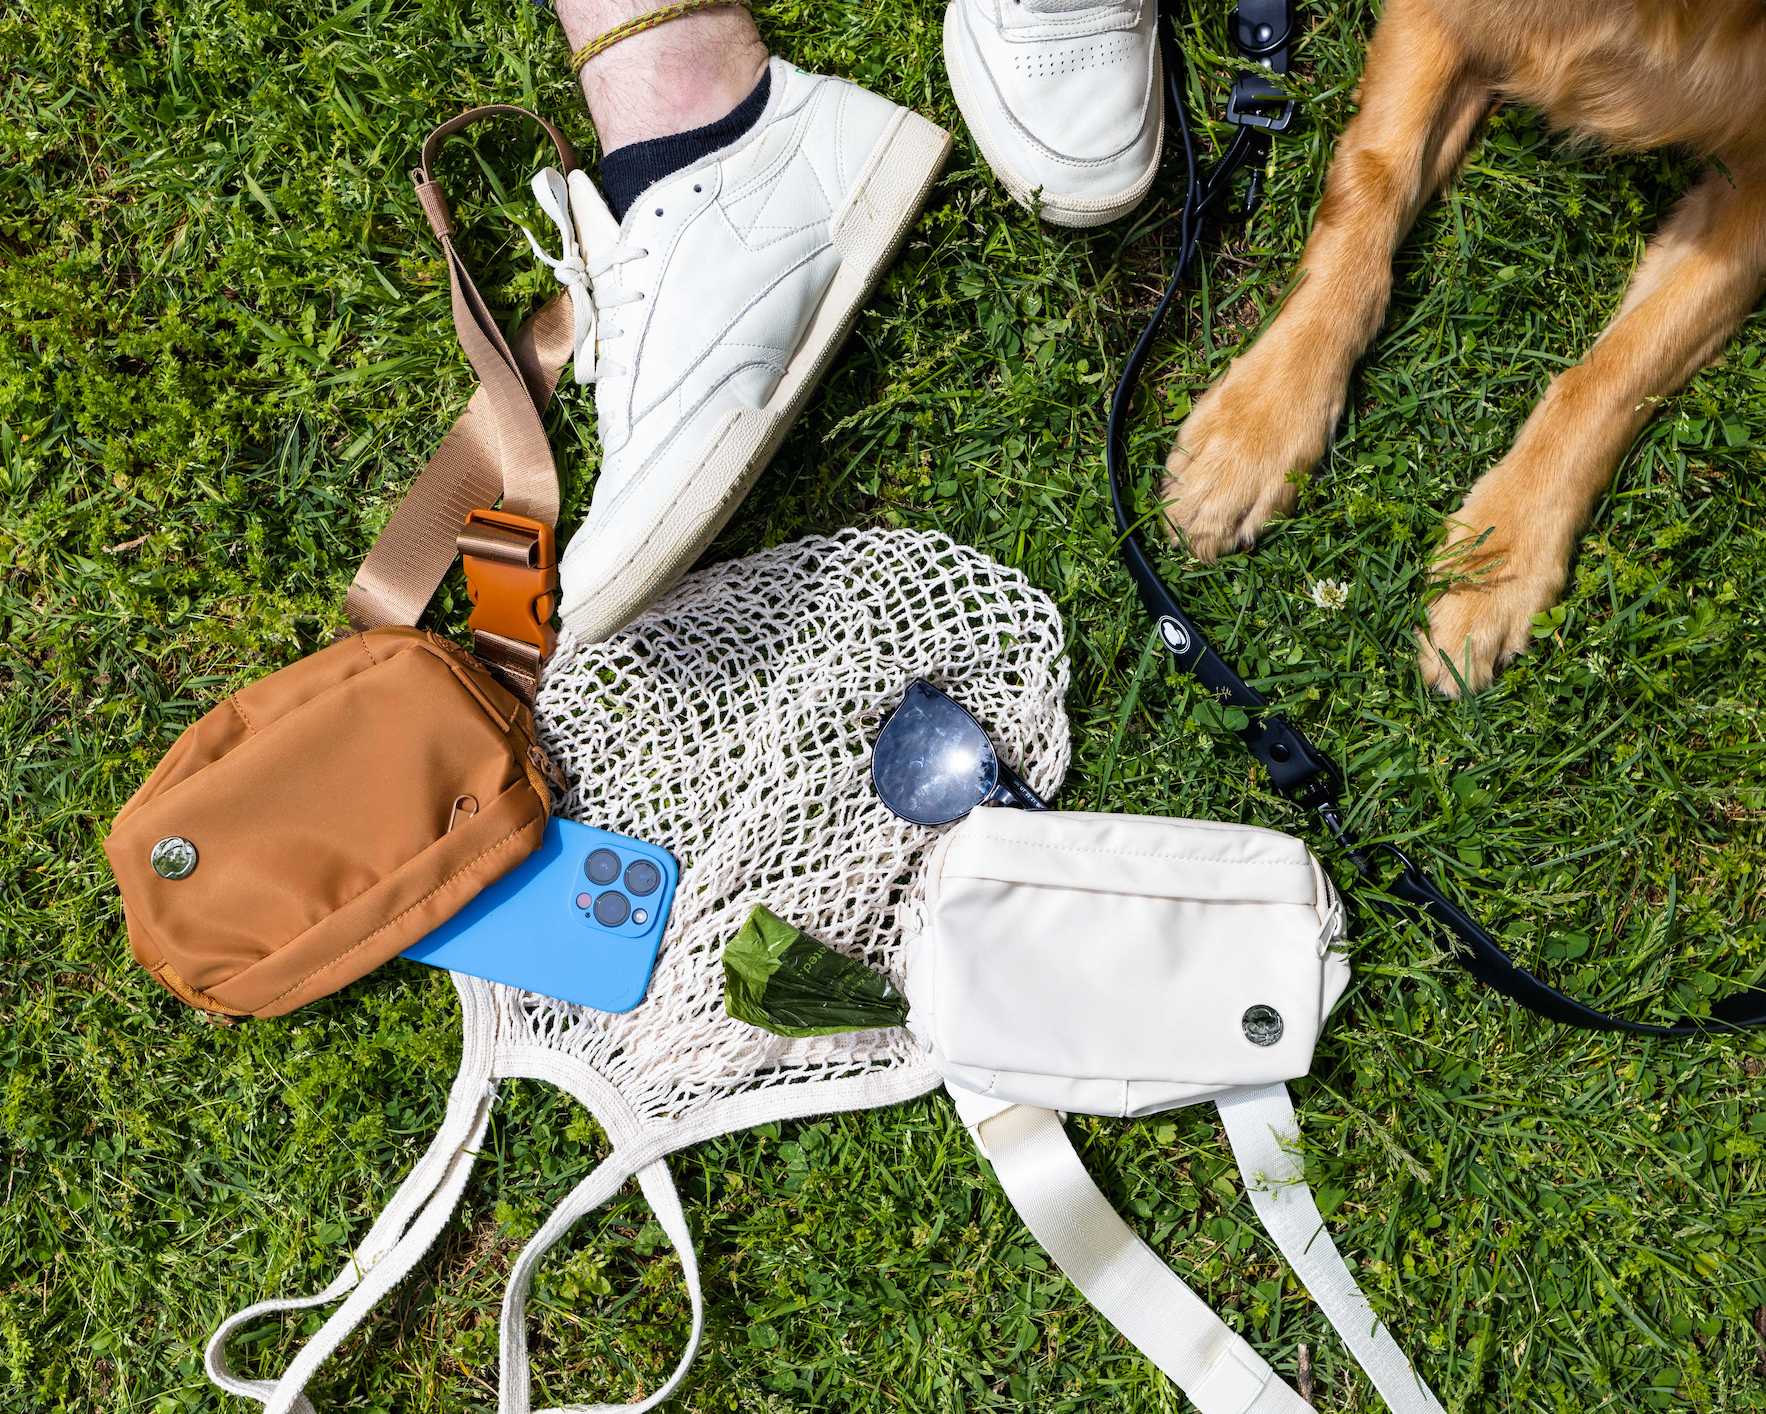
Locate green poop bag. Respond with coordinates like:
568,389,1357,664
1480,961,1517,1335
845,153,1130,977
723,905,909,1038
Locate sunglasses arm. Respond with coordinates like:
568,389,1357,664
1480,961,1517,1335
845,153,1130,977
992,760,1050,812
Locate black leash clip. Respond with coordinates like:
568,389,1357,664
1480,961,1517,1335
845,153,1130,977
1224,0,1296,133
1247,713,1340,807
1224,74,1295,133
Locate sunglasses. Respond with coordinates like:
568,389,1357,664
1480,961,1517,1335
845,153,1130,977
871,678,1050,825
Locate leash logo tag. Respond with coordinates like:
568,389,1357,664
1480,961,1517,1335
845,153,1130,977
1157,616,1192,656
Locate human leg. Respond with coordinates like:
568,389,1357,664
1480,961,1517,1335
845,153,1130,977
556,0,768,151
545,8,952,643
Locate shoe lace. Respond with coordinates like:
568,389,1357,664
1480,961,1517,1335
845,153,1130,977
518,168,647,385
579,246,645,381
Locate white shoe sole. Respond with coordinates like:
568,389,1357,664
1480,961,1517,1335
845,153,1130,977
943,0,1161,229
561,108,954,645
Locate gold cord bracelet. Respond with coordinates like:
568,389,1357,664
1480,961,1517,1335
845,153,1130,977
572,0,753,73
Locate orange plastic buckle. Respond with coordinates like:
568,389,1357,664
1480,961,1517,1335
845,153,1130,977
458,508,558,657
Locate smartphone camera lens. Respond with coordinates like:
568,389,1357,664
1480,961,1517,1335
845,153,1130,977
624,859,661,896
593,891,630,926
585,849,620,885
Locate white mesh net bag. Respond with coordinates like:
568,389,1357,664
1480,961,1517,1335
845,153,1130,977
207,527,1070,1414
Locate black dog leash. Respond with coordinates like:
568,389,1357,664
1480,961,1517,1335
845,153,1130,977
1106,2,1766,1036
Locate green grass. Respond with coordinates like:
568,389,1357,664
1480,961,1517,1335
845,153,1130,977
5,0,1766,1409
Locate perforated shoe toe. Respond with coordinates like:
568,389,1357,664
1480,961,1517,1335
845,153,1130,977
944,0,1162,227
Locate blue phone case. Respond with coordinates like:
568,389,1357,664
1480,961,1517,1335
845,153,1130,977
401,817,678,1012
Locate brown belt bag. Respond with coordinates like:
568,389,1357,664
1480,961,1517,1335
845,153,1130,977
103,108,582,1020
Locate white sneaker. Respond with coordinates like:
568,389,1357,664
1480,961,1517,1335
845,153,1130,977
549,58,951,644
944,0,1162,227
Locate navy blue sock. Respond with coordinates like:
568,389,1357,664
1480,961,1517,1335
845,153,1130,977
599,67,771,221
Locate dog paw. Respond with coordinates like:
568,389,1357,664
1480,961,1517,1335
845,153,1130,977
1162,358,1335,560
1416,501,1568,697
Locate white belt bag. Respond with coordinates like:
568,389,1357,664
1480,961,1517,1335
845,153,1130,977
903,808,1445,1414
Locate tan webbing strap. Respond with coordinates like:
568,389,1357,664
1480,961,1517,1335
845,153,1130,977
344,298,573,635
344,106,579,656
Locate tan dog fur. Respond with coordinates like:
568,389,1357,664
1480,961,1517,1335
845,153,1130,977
1162,0,1766,694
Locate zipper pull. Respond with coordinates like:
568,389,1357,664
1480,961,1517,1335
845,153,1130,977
529,743,569,794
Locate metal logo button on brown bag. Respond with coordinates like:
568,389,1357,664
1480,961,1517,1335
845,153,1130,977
102,107,582,1021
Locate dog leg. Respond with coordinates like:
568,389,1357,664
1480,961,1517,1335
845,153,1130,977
1419,158,1766,695
1163,0,1489,558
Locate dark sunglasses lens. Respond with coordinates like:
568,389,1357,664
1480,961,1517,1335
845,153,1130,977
871,680,999,825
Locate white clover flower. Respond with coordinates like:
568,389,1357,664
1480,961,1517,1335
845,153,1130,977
1311,578,1350,611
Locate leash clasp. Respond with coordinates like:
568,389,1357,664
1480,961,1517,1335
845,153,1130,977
1224,74,1295,133
1224,0,1297,133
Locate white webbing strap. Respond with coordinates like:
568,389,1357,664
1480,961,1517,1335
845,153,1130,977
977,1105,1308,1414
498,1153,704,1413
206,974,500,1413
1217,1085,1445,1414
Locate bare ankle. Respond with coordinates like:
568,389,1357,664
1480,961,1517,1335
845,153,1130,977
556,0,769,151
